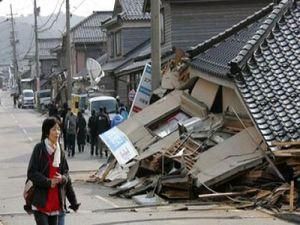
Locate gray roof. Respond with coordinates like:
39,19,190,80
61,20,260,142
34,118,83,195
188,3,274,78
71,11,112,43
39,38,61,60
104,0,150,27
119,0,151,21
230,0,300,148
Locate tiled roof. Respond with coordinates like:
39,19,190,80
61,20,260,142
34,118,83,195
71,11,112,43
188,3,274,78
119,0,150,21
39,38,61,60
230,0,300,149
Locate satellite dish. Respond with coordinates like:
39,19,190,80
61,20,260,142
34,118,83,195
86,58,105,86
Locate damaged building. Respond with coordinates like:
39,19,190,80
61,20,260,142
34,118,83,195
91,0,300,213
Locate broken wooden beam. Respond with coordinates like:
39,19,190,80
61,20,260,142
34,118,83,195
198,189,258,199
290,180,295,212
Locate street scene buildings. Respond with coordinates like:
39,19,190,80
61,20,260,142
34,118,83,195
0,0,300,224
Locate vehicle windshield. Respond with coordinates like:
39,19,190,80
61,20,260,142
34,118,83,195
23,92,34,97
38,92,51,98
91,99,117,114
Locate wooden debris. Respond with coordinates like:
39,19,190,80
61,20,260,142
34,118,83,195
290,181,295,212
198,189,258,199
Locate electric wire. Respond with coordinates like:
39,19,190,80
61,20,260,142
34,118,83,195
38,0,65,33
38,0,62,30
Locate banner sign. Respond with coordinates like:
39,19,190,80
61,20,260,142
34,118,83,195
100,127,138,165
129,64,152,117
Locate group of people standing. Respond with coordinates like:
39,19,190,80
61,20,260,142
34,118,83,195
48,100,128,159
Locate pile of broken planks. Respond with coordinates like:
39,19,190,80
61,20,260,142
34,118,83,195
86,115,300,215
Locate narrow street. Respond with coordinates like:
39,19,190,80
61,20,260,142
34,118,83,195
0,90,295,225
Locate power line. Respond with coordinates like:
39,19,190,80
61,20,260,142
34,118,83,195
38,0,62,30
71,0,88,13
38,0,65,33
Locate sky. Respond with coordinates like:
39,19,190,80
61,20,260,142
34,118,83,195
0,0,115,17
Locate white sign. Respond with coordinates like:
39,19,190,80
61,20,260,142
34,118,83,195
100,127,138,165
129,64,152,117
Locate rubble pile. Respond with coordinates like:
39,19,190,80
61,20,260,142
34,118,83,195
88,107,300,212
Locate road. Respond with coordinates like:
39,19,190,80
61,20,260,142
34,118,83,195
0,90,296,225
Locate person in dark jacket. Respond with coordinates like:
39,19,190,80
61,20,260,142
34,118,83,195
60,103,69,151
88,110,99,156
76,111,86,153
27,117,70,225
65,109,76,157
98,107,110,157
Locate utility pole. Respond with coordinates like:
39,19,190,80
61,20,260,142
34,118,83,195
151,0,161,91
66,0,72,103
9,4,19,94
34,0,40,92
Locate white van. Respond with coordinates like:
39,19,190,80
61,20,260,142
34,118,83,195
85,96,118,121
19,89,34,108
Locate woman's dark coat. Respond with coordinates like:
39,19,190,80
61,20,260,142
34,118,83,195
27,142,74,211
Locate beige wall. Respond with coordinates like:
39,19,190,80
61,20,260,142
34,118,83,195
223,87,248,117
190,68,248,117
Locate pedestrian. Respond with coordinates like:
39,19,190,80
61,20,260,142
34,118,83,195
111,111,124,127
119,103,128,120
64,109,76,157
88,110,99,156
13,93,18,108
60,103,69,151
58,177,80,225
76,111,86,153
103,107,111,129
98,107,110,157
26,117,70,225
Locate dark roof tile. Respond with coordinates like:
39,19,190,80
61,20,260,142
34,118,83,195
230,0,300,149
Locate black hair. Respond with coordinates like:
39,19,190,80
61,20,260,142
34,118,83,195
78,111,82,118
41,117,60,141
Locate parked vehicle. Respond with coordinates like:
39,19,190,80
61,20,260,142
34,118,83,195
85,96,118,121
36,89,51,111
84,96,118,142
18,89,34,108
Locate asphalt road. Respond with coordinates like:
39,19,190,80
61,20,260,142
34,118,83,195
0,90,296,225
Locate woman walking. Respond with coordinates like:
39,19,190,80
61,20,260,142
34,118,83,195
76,111,86,153
27,117,71,225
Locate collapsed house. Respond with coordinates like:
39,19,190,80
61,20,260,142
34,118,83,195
91,0,300,212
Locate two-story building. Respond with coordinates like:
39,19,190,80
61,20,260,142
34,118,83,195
101,0,151,105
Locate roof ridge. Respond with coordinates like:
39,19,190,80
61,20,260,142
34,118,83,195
186,2,274,58
230,0,295,74
71,11,112,32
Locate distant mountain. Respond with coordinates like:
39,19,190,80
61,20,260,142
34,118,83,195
0,13,84,66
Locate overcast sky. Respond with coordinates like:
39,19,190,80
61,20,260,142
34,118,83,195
0,0,115,17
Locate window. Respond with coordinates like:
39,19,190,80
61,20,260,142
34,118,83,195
160,9,165,44
109,33,114,58
115,31,122,56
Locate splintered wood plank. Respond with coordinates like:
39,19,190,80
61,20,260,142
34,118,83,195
290,180,295,212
